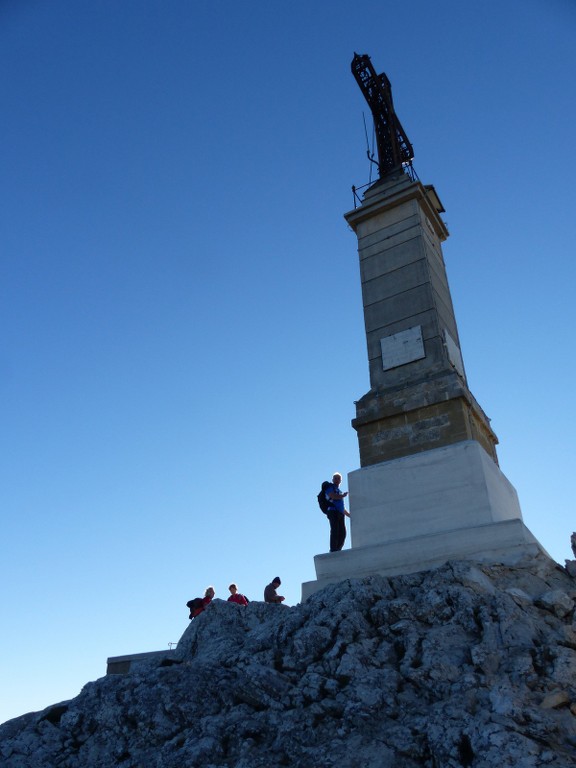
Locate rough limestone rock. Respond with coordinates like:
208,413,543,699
2,557,576,767
565,533,576,578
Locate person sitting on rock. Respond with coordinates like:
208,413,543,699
203,586,215,605
195,586,215,617
186,585,215,619
227,583,249,605
264,577,285,604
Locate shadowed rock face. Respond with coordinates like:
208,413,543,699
2,557,576,768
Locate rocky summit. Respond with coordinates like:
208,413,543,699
2,556,576,767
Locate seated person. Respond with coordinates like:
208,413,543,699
264,577,285,604
227,583,249,605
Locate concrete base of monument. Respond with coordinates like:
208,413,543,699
350,440,525,547
301,518,550,600
301,441,551,600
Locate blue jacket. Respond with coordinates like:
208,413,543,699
325,483,345,514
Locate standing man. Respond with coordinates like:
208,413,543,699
264,577,285,604
325,472,350,552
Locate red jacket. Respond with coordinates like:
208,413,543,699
191,595,212,618
227,593,248,606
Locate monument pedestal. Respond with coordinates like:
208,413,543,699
302,442,551,600
301,63,550,601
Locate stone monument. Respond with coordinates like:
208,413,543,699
302,54,550,599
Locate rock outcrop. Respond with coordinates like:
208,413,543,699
564,533,576,578
2,556,576,767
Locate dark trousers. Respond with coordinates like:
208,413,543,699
327,510,346,552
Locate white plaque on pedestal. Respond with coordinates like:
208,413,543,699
444,329,465,378
381,325,425,370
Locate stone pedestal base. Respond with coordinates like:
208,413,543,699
302,519,547,600
350,440,521,547
302,441,551,600
353,375,499,467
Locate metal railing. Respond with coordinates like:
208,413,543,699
351,164,419,208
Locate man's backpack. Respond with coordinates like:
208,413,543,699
317,480,333,514
186,597,204,619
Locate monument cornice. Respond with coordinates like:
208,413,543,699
344,175,449,242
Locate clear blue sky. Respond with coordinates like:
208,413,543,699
1,0,574,725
